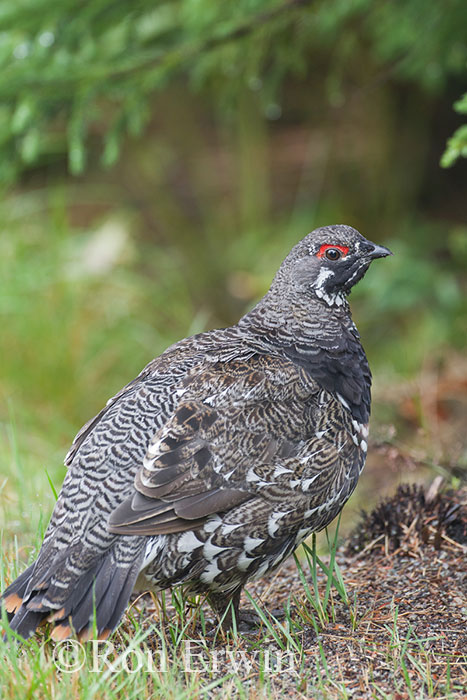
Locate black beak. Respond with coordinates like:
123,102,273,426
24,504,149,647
369,243,393,259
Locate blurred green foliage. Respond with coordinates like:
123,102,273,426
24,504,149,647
1,0,467,180
0,0,466,511
441,92,467,167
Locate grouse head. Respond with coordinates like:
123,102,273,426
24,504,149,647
272,224,392,308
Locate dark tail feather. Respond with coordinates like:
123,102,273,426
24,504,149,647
45,557,111,628
4,606,47,640
1,562,37,621
3,547,145,641
66,556,144,640
98,558,144,633
52,556,117,637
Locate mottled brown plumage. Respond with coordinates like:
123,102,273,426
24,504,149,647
2,224,391,640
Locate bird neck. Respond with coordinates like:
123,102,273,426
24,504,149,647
238,287,353,341
237,289,371,425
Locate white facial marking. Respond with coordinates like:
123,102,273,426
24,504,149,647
315,267,334,290
315,287,346,307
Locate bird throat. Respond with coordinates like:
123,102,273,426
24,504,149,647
313,268,346,308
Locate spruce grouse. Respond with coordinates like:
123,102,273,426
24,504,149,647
2,224,391,640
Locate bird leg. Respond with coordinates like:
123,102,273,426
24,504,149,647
207,587,242,631
207,587,263,632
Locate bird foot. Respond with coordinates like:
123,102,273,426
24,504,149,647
235,607,260,632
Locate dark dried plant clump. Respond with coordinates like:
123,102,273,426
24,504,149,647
346,481,467,556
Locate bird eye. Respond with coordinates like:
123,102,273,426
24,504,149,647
316,244,350,260
325,248,342,261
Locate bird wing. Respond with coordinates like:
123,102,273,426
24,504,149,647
108,354,326,535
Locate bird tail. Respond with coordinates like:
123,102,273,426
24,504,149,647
2,541,145,641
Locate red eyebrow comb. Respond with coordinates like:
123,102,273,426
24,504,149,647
316,244,349,258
